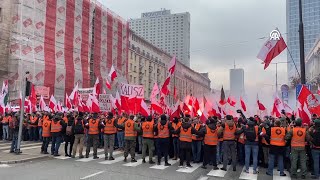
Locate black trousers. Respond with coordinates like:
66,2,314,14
180,147,192,166
157,138,169,163
203,144,217,166
41,137,50,152
64,135,75,155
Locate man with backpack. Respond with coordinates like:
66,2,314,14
64,115,75,157
72,113,87,158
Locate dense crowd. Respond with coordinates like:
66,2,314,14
1,110,320,179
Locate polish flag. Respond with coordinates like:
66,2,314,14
39,95,46,111
298,102,312,125
182,102,190,113
106,78,111,90
29,83,37,109
200,108,208,123
240,96,247,112
171,101,181,119
227,96,236,107
93,78,101,96
77,98,84,112
49,95,57,112
140,100,150,117
65,93,72,109
108,65,117,82
257,94,266,111
56,101,62,112
150,82,160,100
161,75,171,96
115,91,121,110
168,56,176,75
298,85,320,116
193,98,200,115
271,94,284,117
257,29,287,69
284,102,293,116
69,83,79,105
151,99,163,114
90,94,100,113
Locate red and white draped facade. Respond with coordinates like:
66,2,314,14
9,0,128,102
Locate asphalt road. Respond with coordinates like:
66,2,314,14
0,149,298,180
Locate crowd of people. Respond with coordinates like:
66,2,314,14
1,110,320,179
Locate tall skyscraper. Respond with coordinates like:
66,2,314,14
230,68,245,98
129,9,191,67
287,0,320,79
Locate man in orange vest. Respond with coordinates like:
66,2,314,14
85,113,101,159
2,113,11,140
41,115,52,154
218,115,241,171
172,117,181,160
266,120,287,176
28,113,39,141
101,112,120,160
191,117,203,163
117,113,127,151
285,118,310,179
201,117,219,170
51,115,66,156
140,116,155,164
154,114,173,166
174,114,200,167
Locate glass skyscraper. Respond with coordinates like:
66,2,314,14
286,0,320,79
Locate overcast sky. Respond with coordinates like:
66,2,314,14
102,0,288,108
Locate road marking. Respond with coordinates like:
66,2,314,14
80,171,104,180
150,159,178,170
0,164,11,168
207,165,230,177
123,156,148,167
239,167,258,180
176,163,201,173
273,170,291,180
3,145,42,153
197,176,209,180
0,142,42,150
76,150,122,162
99,155,124,165
54,149,106,160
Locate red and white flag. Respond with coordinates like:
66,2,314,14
257,29,287,69
77,97,84,112
69,83,79,105
240,96,247,112
115,91,121,110
227,96,236,107
171,101,181,119
106,78,111,90
257,94,266,111
298,85,320,116
108,65,117,82
57,101,62,112
271,94,284,117
161,75,171,96
284,102,293,117
150,82,160,100
65,93,72,109
168,56,176,75
297,102,312,125
49,95,57,112
89,94,100,113
39,95,46,111
151,99,163,114
29,84,37,110
140,100,150,117
93,78,100,96
200,108,208,123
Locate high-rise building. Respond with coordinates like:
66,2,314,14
230,68,244,98
286,0,320,79
129,9,191,67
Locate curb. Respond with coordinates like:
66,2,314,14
0,155,50,164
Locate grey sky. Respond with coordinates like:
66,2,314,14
102,0,289,108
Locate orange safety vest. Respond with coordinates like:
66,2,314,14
158,122,170,138
172,122,181,137
270,127,286,146
192,123,203,141
179,127,192,142
117,117,126,131
42,120,52,137
30,116,38,127
204,126,218,145
244,125,259,142
88,119,99,135
238,128,245,144
261,127,269,145
2,116,10,124
51,121,62,133
223,123,236,140
63,116,68,124
104,118,117,134
125,119,137,137
291,127,306,147
142,121,154,138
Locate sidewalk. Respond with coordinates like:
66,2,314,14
0,141,50,164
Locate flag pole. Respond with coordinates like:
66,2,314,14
17,72,28,154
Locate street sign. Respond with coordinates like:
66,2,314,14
281,84,289,102
296,84,311,99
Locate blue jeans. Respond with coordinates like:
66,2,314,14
10,132,19,152
38,127,43,141
312,149,320,177
51,136,62,155
29,127,37,141
238,143,245,165
217,141,223,163
2,125,9,140
245,144,259,171
173,137,180,157
267,153,284,175
117,131,124,148
192,140,202,162
138,135,142,152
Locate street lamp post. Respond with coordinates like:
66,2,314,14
299,0,306,84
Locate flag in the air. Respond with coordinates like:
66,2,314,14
93,78,100,96
257,94,266,111
257,29,287,69
271,94,284,117
108,65,118,82
69,83,79,105
65,93,72,109
227,96,236,107
161,75,171,96
168,56,176,75
39,95,46,111
219,86,226,105
150,82,160,100
49,95,57,112
140,100,150,117
151,99,163,114
297,85,320,116
106,79,111,90
240,96,247,112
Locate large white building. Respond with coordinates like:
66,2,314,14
230,68,245,98
129,9,191,67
